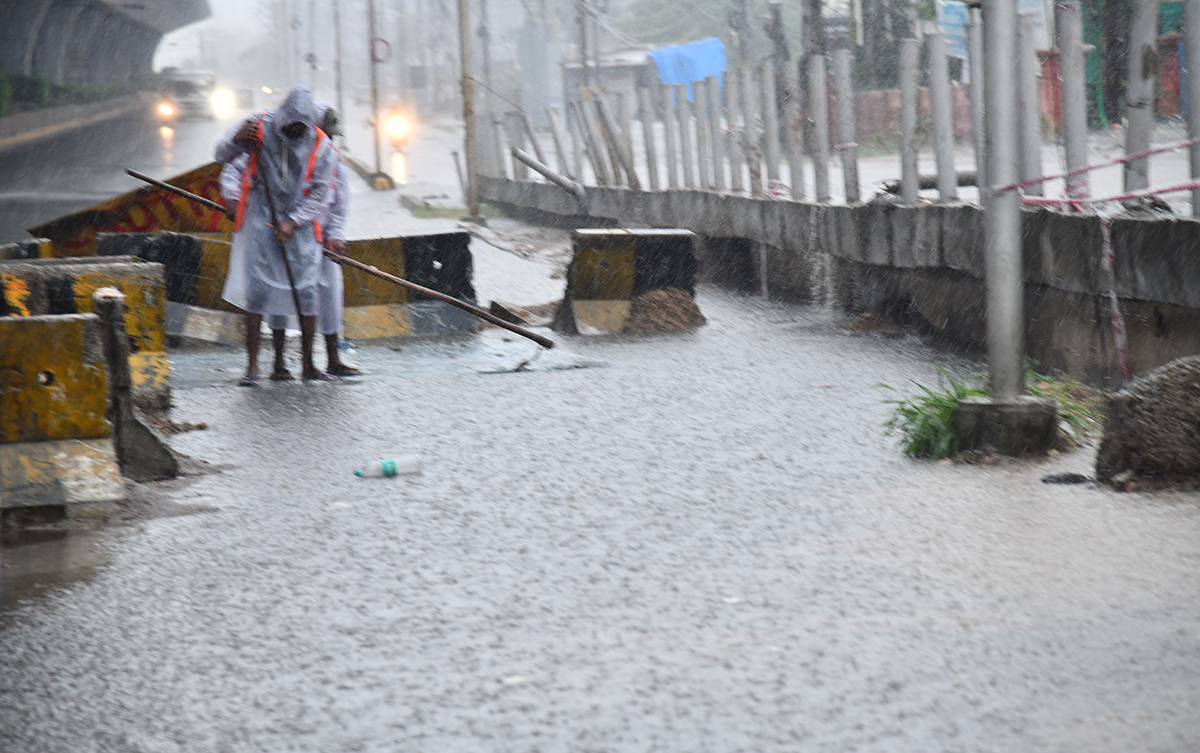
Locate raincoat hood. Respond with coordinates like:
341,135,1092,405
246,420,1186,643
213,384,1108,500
272,82,317,138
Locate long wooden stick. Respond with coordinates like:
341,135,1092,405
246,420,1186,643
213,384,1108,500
125,168,234,219
326,251,555,349
127,166,554,349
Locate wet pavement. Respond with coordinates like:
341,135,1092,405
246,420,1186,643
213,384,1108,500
3,285,1200,751
3,101,1200,752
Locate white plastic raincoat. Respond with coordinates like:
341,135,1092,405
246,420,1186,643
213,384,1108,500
215,82,334,319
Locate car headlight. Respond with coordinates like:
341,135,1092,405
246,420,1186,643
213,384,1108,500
385,113,411,142
157,102,174,117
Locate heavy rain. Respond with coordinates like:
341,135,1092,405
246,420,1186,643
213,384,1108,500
1,0,1199,750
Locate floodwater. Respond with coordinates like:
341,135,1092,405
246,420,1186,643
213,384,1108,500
3,287,1198,752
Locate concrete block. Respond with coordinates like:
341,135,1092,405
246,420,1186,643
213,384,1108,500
941,204,985,277
862,201,892,266
759,199,787,251
956,395,1058,456
0,439,124,514
727,195,767,243
0,313,109,443
1022,208,1103,295
1110,215,1200,309
589,187,625,222
1096,355,1200,481
690,193,731,238
890,205,941,268
778,201,814,257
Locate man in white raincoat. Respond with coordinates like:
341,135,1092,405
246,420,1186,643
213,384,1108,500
215,82,336,384
264,105,360,378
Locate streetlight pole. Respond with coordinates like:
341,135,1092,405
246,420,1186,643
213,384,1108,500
458,0,481,217
368,0,384,180
334,0,345,143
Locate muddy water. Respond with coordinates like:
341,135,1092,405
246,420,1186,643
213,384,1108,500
2,289,1198,752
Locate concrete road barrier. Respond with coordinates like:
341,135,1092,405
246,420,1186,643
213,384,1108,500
0,313,124,517
96,230,479,343
0,256,169,410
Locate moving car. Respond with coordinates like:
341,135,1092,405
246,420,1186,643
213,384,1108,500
156,69,217,121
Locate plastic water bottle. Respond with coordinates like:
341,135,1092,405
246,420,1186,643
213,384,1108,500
354,456,421,478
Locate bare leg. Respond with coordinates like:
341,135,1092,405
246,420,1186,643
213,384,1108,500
300,315,318,378
245,313,262,380
324,333,340,372
272,329,287,376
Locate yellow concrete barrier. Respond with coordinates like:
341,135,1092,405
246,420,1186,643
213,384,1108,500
565,229,699,333
0,313,123,515
0,257,169,409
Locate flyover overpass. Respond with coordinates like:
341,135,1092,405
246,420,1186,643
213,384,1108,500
0,0,210,86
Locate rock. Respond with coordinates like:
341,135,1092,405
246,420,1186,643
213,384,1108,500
1095,356,1200,482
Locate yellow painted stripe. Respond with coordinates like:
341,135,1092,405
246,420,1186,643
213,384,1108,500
0,99,143,154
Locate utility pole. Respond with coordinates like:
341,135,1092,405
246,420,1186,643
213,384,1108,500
578,0,590,89
367,0,390,186
458,0,481,217
334,0,345,139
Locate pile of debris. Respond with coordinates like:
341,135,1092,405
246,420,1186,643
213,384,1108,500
622,288,707,334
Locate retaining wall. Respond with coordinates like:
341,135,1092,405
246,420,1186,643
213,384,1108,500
481,176,1200,386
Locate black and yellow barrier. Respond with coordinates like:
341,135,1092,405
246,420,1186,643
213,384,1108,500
0,313,124,515
0,256,169,409
94,230,477,343
557,229,700,334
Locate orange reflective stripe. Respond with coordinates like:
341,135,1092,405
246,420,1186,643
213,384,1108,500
304,129,325,186
233,119,264,231
314,220,323,244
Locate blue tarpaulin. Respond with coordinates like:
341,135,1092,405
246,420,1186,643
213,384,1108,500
647,37,726,101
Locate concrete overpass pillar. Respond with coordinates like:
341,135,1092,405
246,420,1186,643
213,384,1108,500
0,0,55,75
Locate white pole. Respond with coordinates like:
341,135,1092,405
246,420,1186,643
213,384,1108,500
707,75,726,190
969,7,987,193
1057,0,1090,200
928,31,958,200
760,61,782,189
984,0,1025,399
899,37,920,203
833,47,859,203
1187,0,1200,215
809,54,831,202
1017,12,1043,196
1124,0,1160,192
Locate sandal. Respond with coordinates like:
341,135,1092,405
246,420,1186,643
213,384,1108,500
270,368,295,382
238,375,260,387
303,371,340,382
327,363,362,377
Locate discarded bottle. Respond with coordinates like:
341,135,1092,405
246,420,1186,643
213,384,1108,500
354,456,421,478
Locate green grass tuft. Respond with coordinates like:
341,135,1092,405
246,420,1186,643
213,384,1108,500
408,204,502,220
883,361,1105,459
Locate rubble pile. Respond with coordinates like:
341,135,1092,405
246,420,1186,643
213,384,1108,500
1096,355,1200,484
622,288,706,334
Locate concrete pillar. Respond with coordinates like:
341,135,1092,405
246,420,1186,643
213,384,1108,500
927,32,958,201
741,63,763,195
1124,0,1160,192
676,84,696,188
760,62,782,189
984,0,1025,399
1057,0,1091,200
782,60,806,200
638,88,661,191
1017,13,1044,196
694,83,714,188
0,0,54,75
809,54,831,202
1188,0,1200,215
726,67,746,193
833,47,859,203
707,75,726,190
658,83,680,188
899,38,920,203
969,7,988,193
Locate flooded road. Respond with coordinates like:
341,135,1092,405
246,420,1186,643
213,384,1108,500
3,285,1198,751
0,109,238,244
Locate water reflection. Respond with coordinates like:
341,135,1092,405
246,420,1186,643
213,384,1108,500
391,151,407,185
0,521,108,613
160,126,175,166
